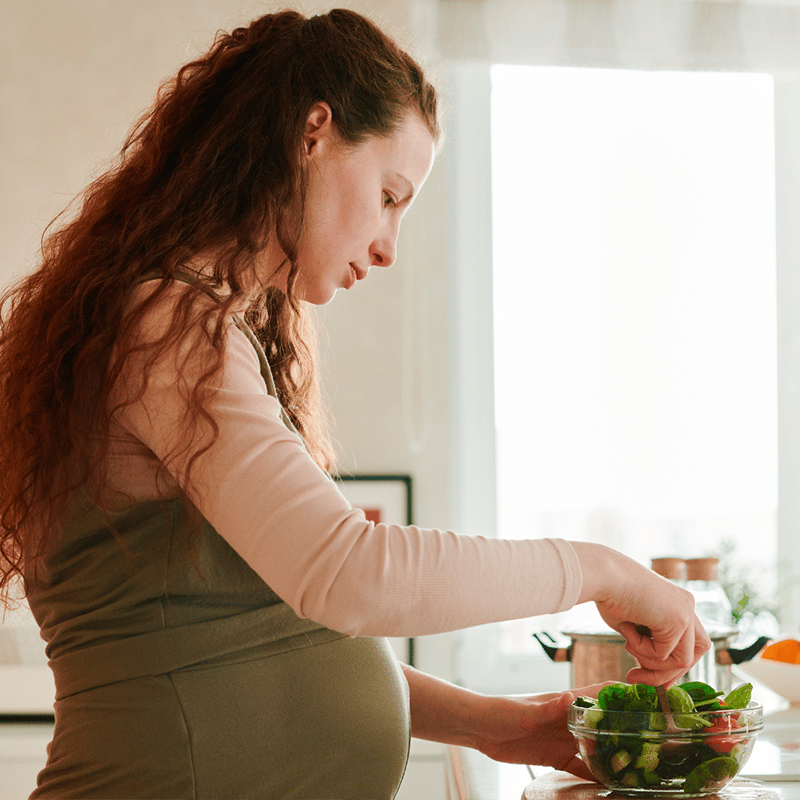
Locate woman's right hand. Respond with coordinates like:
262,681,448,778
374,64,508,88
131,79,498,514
570,542,711,686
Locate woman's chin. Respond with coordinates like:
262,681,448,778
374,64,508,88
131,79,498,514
297,286,338,306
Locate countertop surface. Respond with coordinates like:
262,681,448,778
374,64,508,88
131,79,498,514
521,773,798,799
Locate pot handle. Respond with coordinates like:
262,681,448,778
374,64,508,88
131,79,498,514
533,632,571,662
717,635,771,665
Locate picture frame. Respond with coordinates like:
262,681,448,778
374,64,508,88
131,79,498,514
333,473,415,667
0,590,54,720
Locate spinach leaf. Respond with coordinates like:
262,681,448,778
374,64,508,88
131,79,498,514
597,683,632,711
676,681,720,704
682,756,738,794
724,682,753,709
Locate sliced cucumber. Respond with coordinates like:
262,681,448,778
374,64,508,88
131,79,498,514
635,741,660,772
610,750,633,774
621,769,641,788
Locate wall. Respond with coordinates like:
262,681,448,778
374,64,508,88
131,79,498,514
0,0,426,280
0,0,456,678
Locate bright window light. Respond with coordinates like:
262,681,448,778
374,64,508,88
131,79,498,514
491,65,777,580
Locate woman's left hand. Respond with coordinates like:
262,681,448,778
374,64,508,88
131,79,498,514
472,685,608,781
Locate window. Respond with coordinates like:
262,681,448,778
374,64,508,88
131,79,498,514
453,64,781,692
492,64,777,586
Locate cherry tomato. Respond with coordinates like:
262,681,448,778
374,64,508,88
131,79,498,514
705,706,741,753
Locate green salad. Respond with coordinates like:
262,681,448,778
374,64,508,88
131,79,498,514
569,681,759,796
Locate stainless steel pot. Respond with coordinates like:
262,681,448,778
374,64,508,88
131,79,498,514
534,626,768,692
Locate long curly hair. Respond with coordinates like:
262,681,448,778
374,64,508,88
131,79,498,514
0,8,440,607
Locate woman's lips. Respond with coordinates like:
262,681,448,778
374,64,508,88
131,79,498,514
346,264,367,289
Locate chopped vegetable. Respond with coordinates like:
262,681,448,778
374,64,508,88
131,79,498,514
635,741,660,772
611,749,633,773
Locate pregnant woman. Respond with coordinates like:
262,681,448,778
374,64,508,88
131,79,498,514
0,8,709,798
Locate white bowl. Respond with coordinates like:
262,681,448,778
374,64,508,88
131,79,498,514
735,655,800,704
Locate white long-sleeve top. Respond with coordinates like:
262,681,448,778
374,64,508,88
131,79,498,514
104,280,583,638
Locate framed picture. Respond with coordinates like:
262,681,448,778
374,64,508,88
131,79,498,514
334,474,415,667
0,588,55,720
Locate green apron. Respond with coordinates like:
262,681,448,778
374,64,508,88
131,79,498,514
26,277,410,799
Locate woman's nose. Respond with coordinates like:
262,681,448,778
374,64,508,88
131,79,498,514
370,228,398,268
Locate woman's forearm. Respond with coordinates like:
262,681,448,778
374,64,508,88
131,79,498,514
400,663,602,778
401,663,493,748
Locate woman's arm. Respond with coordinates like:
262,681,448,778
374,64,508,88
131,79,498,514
401,664,599,781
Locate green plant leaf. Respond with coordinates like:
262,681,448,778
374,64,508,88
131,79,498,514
677,681,721,704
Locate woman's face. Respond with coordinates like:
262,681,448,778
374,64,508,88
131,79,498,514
269,104,436,305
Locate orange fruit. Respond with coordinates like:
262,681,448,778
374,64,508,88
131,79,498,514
760,638,800,664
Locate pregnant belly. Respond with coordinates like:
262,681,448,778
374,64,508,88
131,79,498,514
174,634,412,799
33,636,410,800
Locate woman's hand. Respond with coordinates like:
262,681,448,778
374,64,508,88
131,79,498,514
473,686,609,781
571,542,712,686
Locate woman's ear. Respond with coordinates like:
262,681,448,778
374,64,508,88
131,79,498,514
303,101,334,156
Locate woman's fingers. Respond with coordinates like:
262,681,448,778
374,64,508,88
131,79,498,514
621,619,690,664
559,753,597,782
625,663,690,686
566,681,617,699
620,614,711,685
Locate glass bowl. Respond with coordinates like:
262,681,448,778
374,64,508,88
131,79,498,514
568,701,763,797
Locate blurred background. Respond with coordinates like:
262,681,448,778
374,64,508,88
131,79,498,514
2,2,800,796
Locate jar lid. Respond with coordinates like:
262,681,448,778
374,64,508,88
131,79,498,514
651,557,687,580
685,557,720,581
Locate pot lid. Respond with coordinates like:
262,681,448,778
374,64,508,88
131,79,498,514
560,622,625,642
702,622,739,640
560,621,738,643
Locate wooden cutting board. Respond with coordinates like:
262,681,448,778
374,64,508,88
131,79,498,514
522,774,787,799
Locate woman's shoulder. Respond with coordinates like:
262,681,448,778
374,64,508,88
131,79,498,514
116,274,263,391
124,274,235,342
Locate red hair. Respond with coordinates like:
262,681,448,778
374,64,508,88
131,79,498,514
0,8,440,607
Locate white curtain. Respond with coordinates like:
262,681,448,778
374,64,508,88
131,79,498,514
429,0,800,73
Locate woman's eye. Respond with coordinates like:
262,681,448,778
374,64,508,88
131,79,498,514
383,192,395,207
